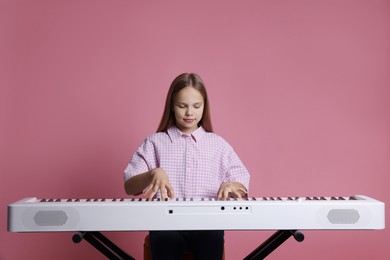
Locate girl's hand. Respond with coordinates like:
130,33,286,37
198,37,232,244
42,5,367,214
143,168,174,201
217,182,247,200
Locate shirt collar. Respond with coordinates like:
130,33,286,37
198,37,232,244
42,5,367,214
167,126,206,143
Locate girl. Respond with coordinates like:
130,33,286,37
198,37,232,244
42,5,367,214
124,73,250,260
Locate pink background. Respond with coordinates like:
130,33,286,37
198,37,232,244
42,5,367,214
1,0,389,259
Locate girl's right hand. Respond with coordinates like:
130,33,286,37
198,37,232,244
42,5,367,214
143,168,174,201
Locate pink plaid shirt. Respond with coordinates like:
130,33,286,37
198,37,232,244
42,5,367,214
124,126,250,198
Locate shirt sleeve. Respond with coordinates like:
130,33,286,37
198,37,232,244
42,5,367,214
221,143,250,192
124,138,157,182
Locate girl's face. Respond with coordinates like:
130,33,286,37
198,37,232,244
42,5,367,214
173,86,204,133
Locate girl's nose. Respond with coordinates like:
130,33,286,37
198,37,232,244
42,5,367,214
186,107,193,116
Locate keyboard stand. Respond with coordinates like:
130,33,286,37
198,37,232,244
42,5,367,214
73,230,303,260
244,230,304,259
72,231,134,260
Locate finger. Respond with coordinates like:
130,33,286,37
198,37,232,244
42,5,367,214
148,185,159,200
232,190,242,200
237,187,248,198
223,189,230,200
166,184,174,200
143,184,152,195
238,187,247,193
148,191,156,201
148,192,154,200
160,186,167,201
217,187,224,200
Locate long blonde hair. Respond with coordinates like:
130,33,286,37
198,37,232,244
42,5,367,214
157,73,213,133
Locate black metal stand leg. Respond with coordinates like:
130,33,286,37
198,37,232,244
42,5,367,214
73,231,135,260
244,230,304,260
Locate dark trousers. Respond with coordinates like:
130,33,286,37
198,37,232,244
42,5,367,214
149,230,224,260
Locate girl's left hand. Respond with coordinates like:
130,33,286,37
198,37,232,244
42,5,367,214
217,182,247,200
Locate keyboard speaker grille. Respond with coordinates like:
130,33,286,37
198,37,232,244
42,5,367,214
33,210,68,226
327,209,360,224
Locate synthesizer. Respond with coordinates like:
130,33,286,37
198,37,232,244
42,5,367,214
8,195,385,232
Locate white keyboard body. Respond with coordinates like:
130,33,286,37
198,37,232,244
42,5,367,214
8,195,385,232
